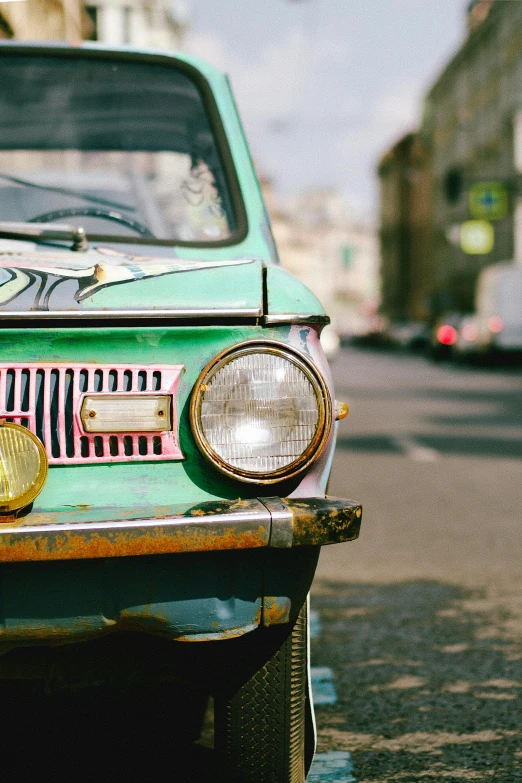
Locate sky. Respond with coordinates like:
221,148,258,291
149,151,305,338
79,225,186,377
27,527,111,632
185,0,467,218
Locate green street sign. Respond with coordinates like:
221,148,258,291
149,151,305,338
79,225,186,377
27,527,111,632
469,182,508,220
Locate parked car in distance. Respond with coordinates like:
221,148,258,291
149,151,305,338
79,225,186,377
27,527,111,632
454,314,480,362
475,263,522,359
387,320,429,351
350,314,394,348
0,42,361,783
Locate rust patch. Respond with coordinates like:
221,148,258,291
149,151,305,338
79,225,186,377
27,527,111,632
175,627,250,642
0,524,269,563
0,617,115,643
286,497,362,547
263,596,292,626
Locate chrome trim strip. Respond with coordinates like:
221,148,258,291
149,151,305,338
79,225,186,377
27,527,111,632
260,496,293,548
0,308,263,320
262,314,330,326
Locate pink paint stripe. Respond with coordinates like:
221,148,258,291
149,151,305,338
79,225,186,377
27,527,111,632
13,370,22,416
0,369,6,414
58,369,67,458
43,370,51,451
28,368,37,435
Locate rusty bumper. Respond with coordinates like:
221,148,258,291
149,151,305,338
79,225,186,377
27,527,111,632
0,496,361,563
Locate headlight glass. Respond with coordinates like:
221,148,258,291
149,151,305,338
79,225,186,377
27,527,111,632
191,343,331,482
0,423,48,511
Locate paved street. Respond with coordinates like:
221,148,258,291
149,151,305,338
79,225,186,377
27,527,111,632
312,346,522,782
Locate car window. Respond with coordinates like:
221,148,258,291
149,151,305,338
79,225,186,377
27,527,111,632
0,54,234,243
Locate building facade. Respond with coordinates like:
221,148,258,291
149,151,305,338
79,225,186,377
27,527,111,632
0,0,186,47
423,0,522,313
84,0,187,49
378,0,522,321
264,184,379,337
0,0,87,40
378,132,433,322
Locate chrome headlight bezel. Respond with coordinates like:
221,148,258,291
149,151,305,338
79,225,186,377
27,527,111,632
190,340,332,484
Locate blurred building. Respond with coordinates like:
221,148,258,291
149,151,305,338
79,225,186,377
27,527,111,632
0,0,187,48
0,0,87,40
424,0,522,314
84,0,187,48
262,180,379,336
379,0,522,321
378,132,433,323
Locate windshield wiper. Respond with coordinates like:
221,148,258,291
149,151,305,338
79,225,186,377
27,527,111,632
0,172,136,212
0,221,88,252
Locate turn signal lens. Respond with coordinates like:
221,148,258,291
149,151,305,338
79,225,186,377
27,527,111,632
0,423,48,512
81,395,171,433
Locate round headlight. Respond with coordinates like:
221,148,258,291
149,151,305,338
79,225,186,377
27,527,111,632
0,423,48,512
190,342,332,483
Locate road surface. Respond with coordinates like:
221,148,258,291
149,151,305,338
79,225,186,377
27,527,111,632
311,346,522,782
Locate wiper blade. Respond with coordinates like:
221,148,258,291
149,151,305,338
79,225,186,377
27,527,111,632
0,172,136,212
0,221,88,252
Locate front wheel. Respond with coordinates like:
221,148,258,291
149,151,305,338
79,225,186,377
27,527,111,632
214,603,308,783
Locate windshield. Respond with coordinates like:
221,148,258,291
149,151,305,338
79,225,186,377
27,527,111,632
0,54,235,244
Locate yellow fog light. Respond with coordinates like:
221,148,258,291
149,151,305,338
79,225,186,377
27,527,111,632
0,423,48,512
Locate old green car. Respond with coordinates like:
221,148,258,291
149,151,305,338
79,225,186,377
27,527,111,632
0,42,361,782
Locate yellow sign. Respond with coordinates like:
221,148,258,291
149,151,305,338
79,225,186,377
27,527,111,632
460,220,494,254
469,182,507,220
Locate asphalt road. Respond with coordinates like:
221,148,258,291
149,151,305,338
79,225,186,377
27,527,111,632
312,345,522,782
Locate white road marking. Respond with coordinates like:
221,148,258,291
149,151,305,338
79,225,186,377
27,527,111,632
394,434,439,462
310,609,322,639
308,751,357,782
311,666,337,705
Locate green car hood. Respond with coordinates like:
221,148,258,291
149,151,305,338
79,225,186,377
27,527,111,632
0,245,263,317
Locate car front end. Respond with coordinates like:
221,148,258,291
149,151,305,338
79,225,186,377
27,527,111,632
0,42,361,783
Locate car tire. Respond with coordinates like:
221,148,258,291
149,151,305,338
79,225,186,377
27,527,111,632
214,602,308,783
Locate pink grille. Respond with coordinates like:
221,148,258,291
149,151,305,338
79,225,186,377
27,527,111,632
0,363,184,464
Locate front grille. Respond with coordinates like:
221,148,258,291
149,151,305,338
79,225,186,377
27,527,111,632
0,364,183,465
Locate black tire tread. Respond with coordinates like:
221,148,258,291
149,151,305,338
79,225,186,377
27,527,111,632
215,604,307,783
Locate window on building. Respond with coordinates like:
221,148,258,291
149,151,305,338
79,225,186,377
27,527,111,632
85,6,98,41
123,7,133,45
443,168,464,205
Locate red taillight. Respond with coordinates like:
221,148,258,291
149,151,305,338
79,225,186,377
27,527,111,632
436,325,458,346
487,315,504,334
